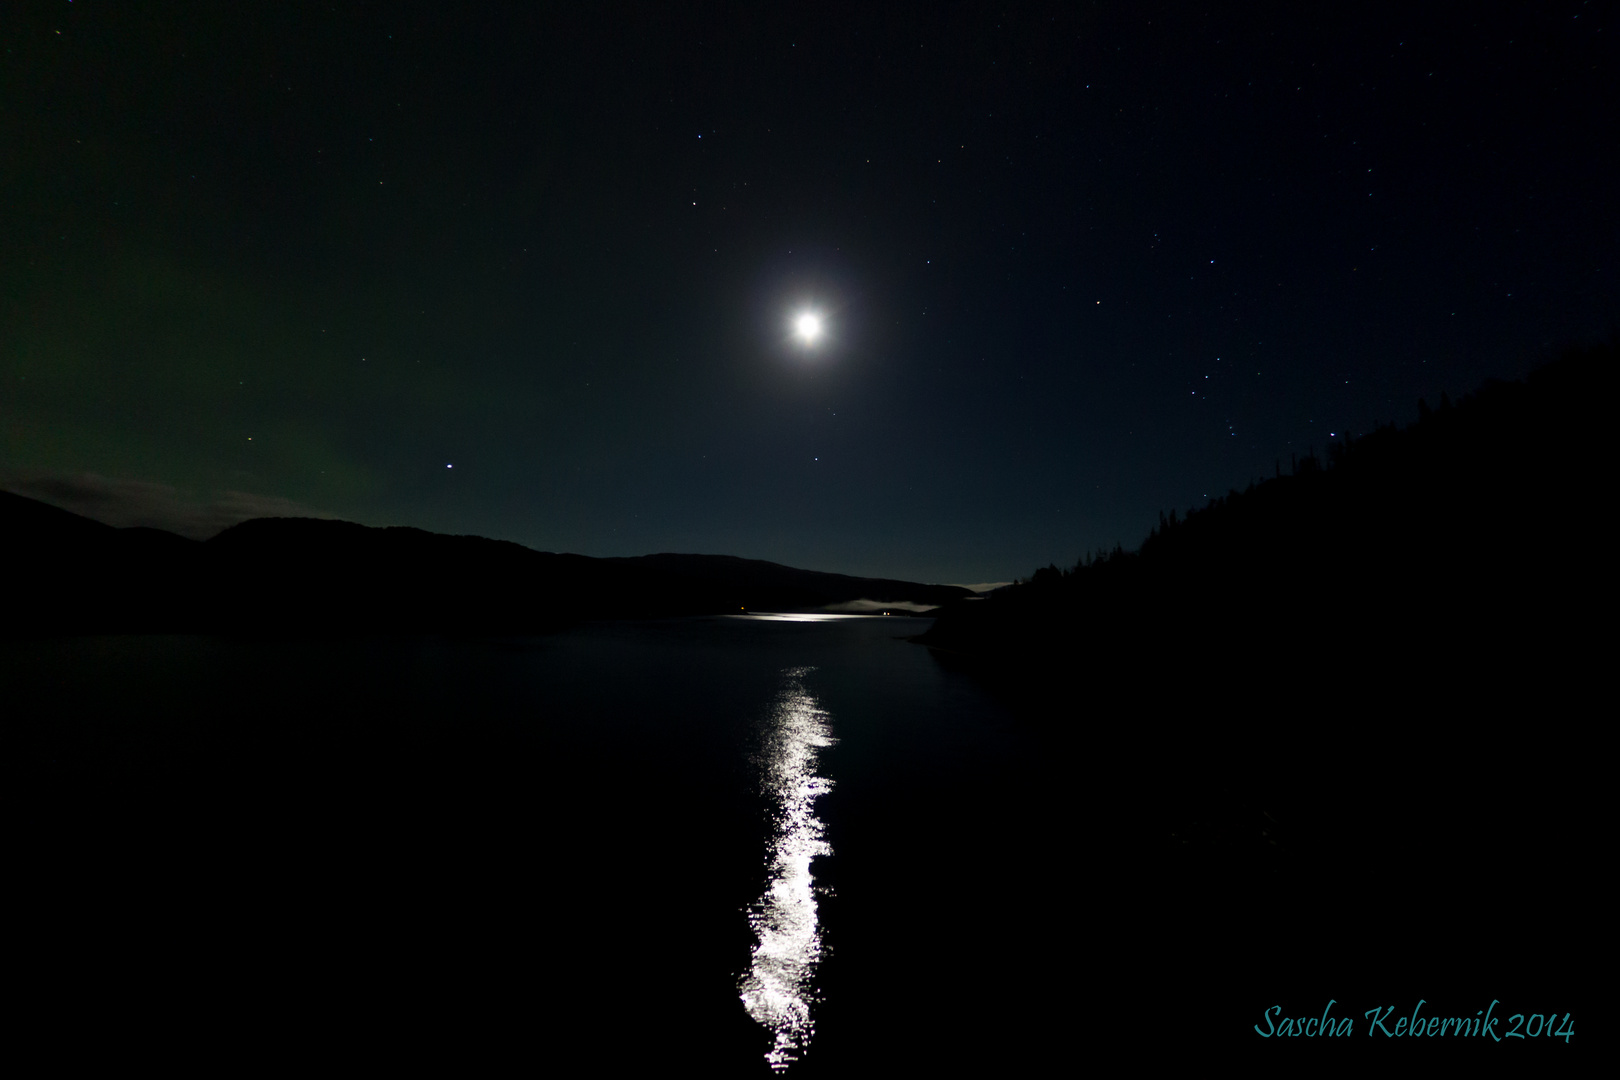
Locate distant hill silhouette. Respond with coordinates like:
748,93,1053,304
1,497,971,635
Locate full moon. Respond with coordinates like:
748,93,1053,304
793,312,823,344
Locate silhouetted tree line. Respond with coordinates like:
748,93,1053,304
918,347,1611,974
920,342,1612,692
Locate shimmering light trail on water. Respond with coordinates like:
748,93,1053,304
740,667,836,1071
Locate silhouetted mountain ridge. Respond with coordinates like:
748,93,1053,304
2,496,971,634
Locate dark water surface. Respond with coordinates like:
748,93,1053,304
8,617,1072,1073
8,616,1592,1072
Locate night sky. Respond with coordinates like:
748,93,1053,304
4,2,1613,585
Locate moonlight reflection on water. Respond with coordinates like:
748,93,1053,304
740,666,836,1071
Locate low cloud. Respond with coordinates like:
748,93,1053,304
0,467,339,539
820,599,941,613
951,582,1013,594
